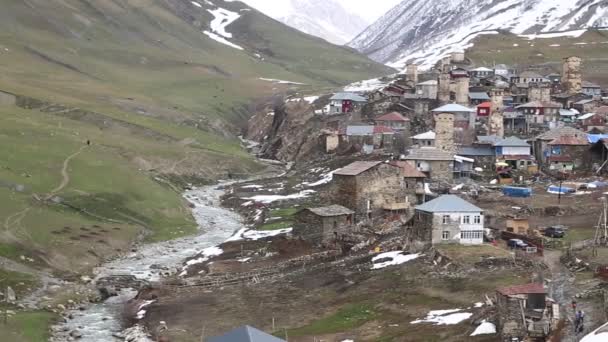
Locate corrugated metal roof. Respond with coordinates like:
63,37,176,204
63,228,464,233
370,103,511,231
583,81,601,88
415,195,482,213
495,136,530,147
535,127,587,141
376,112,409,122
477,101,492,108
575,99,594,105
330,92,367,102
497,283,545,296
333,161,383,176
432,103,475,113
577,113,596,120
403,148,454,161
548,135,589,146
345,125,374,135
306,205,354,217
477,135,501,145
458,146,495,156
417,80,438,86
208,326,286,342
469,92,491,100
516,101,562,109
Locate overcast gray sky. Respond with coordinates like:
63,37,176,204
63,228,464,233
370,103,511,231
240,0,402,23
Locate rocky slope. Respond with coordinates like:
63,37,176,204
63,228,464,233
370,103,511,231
349,0,608,69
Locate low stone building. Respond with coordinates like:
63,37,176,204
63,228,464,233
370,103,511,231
412,195,485,245
375,112,410,131
331,161,406,222
411,131,435,147
546,135,591,171
390,161,427,204
403,148,455,182
496,283,553,341
293,205,354,245
532,126,587,165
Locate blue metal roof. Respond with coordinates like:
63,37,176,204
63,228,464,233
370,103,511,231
588,134,608,144
415,195,482,213
208,326,286,342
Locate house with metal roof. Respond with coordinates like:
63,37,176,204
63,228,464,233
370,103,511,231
375,112,410,131
582,81,602,98
207,325,286,342
469,92,491,105
413,195,484,245
532,127,588,165
328,92,367,115
432,104,476,129
294,205,354,245
412,130,436,147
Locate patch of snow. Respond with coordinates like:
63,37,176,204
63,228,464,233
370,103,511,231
451,184,464,191
242,184,264,189
244,190,316,204
191,1,202,8
411,309,472,325
371,251,421,270
207,7,240,38
549,44,561,47
341,340,355,342
203,30,244,50
135,300,156,320
344,77,389,92
242,228,292,240
301,170,336,187
258,77,305,85
184,246,224,267
470,320,496,336
474,302,484,308
241,201,253,207
424,183,434,195
575,42,588,45
520,29,587,40
512,43,519,47
238,257,251,262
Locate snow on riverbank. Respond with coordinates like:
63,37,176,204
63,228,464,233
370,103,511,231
411,309,472,325
371,251,421,270
244,189,316,204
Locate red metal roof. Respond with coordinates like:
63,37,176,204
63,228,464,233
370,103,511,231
373,125,396,134
376,112,410,122
548,136,589,146
477,102,492,109
497,283,545,296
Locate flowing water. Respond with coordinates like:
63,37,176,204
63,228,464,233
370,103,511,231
51,184,247,341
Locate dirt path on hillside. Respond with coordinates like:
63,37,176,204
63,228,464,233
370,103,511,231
46,145,88,199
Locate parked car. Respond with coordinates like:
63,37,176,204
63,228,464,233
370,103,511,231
545,226,566,238
508,239,528,249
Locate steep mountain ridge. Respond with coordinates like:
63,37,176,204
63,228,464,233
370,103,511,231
350,0,608,69
240,0,369,44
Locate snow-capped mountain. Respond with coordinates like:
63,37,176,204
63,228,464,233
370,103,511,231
240,0,369,45
349,0,608,69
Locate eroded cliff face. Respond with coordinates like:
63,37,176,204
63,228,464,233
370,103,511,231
246,99,326,163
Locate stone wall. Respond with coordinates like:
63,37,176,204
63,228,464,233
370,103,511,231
332,164,405,222
562,56,582,95
497,294,527,341
294,210,353,245
429,160,453,182
528,85,551,103
434,112,456,153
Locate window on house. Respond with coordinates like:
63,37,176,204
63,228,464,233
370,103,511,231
442,231,450,240
462,215,470,224
474,215,481,224
442,215,450,224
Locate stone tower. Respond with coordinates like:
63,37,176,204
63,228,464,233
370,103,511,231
528,83,551,103
454,76,470,106
562,56,582,95
434,112,455,153
489,89,504,138
406,64,418,84
437,73,451,104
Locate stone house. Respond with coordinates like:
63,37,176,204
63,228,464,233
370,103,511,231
496,283,552,341
331,161,406,222
432,103,476,130
457,146,495,171
415,80,438,99
515,101,562,126
375,112,410,131
412,195,485,245
532,126,587,165
389,161,427,204
495,136,534,170
573,99,599,114
468,92,490,105
293,205,354,245
403,148,455,182
577,113,605,132
546,135,590,171
582,81,602,98
339,125,395,153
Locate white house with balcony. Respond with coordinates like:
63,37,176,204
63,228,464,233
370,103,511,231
414,195,484,245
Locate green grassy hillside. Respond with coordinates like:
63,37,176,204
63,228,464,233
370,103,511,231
0,0,392,307
466,29,608,86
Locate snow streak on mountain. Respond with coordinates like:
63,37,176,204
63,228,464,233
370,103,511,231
349,0,608,69
240,0,368,45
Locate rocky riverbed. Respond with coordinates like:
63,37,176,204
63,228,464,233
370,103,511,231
50,183,248,341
